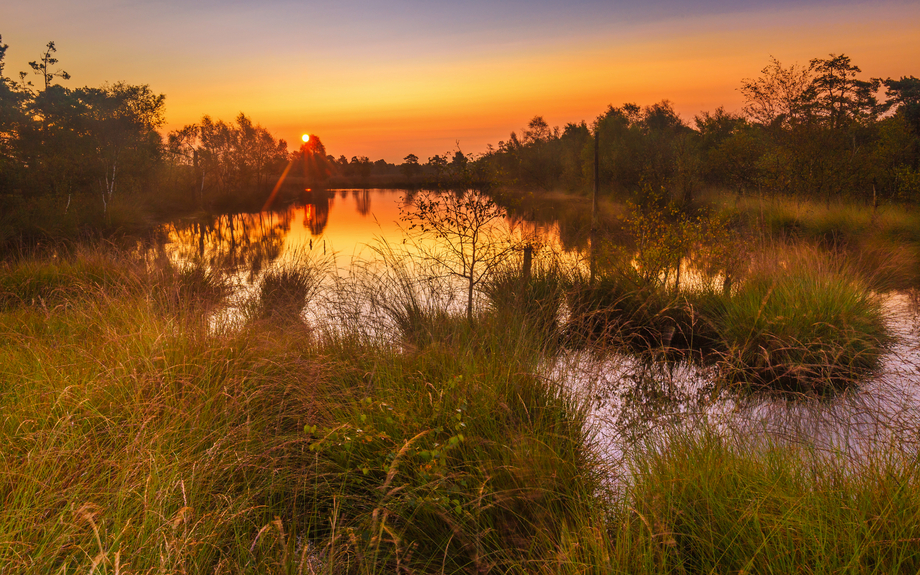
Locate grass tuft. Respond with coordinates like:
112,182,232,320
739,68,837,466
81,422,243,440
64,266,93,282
710,249,890,395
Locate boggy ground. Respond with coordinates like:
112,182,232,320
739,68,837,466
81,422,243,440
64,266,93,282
2,239,920,573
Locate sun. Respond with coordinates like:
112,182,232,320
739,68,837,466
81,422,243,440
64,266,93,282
302,134,310,143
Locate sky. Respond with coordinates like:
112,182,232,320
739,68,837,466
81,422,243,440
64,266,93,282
2,0,919,163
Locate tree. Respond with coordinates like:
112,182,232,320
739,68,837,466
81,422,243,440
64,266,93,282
176,113,288,204
401,188,518,322
29,41,70,91
805,54,879,129
0,34,7,79
522,115,552,144
300,133,329,184
351,155,372,179
78,83,165,212
882,76,920,136
401,153,420,179
740,56,812,127
450,150,468,171
427,154,447,184
0,34,28,184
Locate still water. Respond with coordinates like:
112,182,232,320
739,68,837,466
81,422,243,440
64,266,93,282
160,188,565,279
157,189,920,465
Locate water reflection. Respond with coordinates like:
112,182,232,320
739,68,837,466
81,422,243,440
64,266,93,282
354,189,371,216
161,188,567,274
154,189,920,469
164,211,292,282
303,190,333,236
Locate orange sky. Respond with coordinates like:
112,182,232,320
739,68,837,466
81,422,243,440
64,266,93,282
3,0,918,162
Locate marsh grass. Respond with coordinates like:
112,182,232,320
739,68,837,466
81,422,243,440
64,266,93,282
0,248,614,573
0,244,140,309
561,237,892,397
621,426,920,573
481,254,568,341
718,194,920,284
245,250,326,325
1,197,917,573
710,248,891,396
302,324,610,572
564,268,722,362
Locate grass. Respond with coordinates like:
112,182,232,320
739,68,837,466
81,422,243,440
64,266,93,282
708,248,891,396
564,266,723,363
562,229,891,396
0,212,914,572
0,247,612,572
481,254,568,341
244,248,327,325
0,244,139,309
712,193,920,288
620,426,920,573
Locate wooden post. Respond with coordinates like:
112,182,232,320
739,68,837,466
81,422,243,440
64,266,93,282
590,128,599,284
522,244,533,282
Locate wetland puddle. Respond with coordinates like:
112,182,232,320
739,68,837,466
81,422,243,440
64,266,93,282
155,189,920,464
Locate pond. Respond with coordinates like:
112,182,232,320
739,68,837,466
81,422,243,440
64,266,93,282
159,188,567,279
155,188,920,467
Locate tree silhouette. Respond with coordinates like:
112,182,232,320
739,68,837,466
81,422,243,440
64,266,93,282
401,153,420,179
401,188,518,322
0,34,8,79
806,54,879,129
29,41,70,91
740,56,812,128
882,76,920,136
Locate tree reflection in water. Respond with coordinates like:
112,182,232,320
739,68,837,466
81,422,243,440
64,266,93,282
157,189,570,287
303,189,332,236
163,211,292,281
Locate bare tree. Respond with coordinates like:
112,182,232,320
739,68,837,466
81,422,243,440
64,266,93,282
401,188,518,322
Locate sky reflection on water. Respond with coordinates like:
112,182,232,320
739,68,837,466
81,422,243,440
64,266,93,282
161,189,567,279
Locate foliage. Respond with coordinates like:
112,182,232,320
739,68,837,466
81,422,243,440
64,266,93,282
167,112,289,207
479,53,919,211
401,188,519,321
0,228,917,572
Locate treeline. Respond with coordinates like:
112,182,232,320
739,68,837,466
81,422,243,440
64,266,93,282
0,34,469,234
484,54,920,205
0,40,166,219
3,38,918,244
0,37,324,245
298,150,490,189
